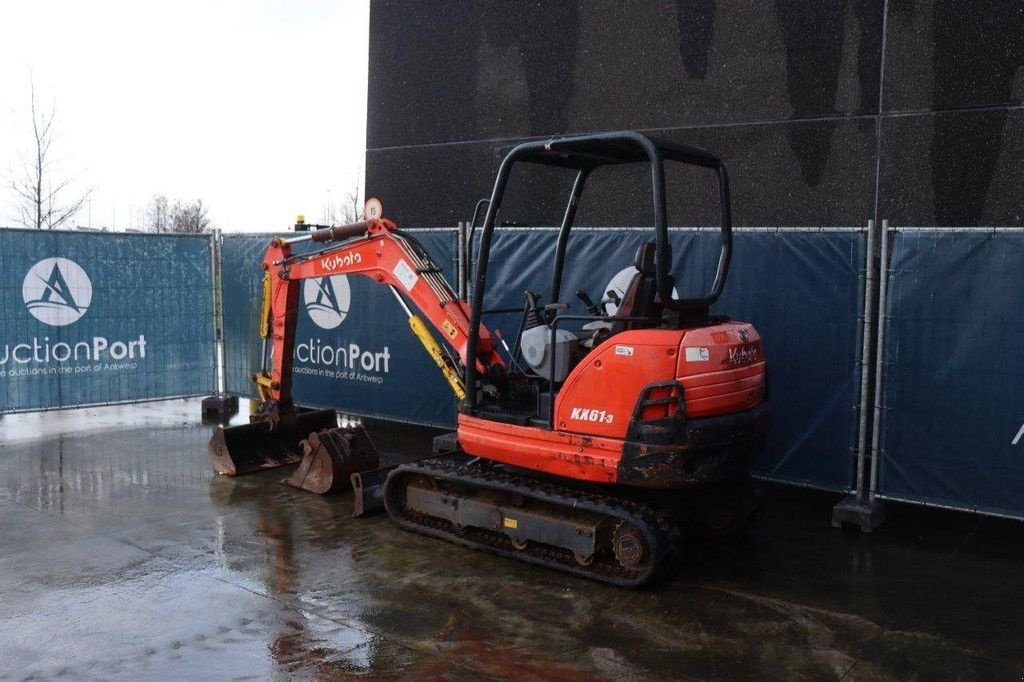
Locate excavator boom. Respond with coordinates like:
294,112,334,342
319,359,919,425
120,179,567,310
209,218,503,481
262,218,501,407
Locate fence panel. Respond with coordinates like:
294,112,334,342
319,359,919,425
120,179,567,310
0,228,215,412
221,230,458,427
476,227,866,491
878,229,1024,518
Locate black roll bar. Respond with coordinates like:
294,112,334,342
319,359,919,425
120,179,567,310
464,131,733,412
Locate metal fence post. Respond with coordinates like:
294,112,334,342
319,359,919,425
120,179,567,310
211,229,221,394
855,219,877,501
200,228,238,419
868,219,891,501
832,218,887,531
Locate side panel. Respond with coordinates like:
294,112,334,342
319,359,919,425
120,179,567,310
878,230,1024,519
457,413,621,483
555,329,680,439
0,229,215,413
553,324,766,439
676,323,765,418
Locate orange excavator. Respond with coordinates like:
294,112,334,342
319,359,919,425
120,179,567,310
209,132,768,587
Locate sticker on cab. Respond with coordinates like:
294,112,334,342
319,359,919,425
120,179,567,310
614,345,634,357
685,347,710,362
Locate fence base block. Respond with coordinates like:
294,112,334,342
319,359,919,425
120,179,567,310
831,495,888,533
202,394,239,420
432,431,459,455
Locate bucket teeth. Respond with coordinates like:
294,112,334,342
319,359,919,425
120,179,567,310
283,426,380,495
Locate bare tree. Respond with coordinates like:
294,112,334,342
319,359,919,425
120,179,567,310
170,198,211,234
145,194,171,233
336,168,363,223
11,81,91,229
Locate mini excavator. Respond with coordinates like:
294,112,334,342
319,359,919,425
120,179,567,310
209,132,769,587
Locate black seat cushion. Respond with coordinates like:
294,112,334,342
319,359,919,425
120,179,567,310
611,242,660,334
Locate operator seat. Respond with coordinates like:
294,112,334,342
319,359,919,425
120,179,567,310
611,242,661,334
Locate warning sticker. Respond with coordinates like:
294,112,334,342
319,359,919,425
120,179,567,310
392,258,419,292
685,347,710,362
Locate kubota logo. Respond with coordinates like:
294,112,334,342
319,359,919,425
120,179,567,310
303,275,351,330
728,344,760,366
320,251,361,270
22,258,92,326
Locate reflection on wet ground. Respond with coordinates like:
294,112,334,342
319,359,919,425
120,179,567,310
0,399,1022,679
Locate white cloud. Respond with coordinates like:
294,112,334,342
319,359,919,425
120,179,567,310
0,0,369,232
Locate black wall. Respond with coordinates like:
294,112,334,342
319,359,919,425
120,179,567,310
366,1,1023,228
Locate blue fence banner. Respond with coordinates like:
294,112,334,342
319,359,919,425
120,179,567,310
0,228,215,412
879,229,1024,519
475,228,865,491
221,230,459,427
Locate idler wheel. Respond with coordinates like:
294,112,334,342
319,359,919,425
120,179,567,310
612,522,648,569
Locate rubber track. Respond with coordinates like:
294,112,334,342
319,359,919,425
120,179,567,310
383,455,677,588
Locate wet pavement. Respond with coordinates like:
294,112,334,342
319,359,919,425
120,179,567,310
0,399,1022,680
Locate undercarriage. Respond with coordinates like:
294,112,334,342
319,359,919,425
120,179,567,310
383,452,760,588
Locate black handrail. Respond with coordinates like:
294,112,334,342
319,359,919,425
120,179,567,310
466,198,490,279
550,169,590,303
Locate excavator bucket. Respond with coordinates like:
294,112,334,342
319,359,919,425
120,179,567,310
209,409,339,476
283,426,380,494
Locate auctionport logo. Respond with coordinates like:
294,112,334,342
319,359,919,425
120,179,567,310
304,275,350,330
22,258,92,326
295,274,391,382
3,256,147,376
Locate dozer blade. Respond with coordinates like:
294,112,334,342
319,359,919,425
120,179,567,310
351,465,398,517
283,425,380,495
209,409,339,476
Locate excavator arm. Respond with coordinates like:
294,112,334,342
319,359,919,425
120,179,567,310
256,217,504,409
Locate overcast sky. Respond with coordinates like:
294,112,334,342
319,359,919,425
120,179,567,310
0,0,369,232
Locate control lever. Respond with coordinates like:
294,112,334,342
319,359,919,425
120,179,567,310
575,289,600,316
523,290,544,329
543,302,569,325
